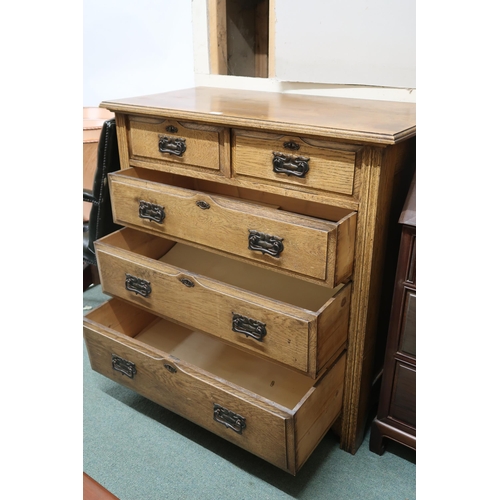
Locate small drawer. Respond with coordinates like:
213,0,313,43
108,168,357,288
95,228,351,379
232,130,361,196
83,298,346,475
127,115,230,176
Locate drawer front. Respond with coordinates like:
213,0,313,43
232,130,359,196
95,229,351,377
83,299,346,474
128,115,229,175
83,316,290,471
109,169,356,287
389,361,416,429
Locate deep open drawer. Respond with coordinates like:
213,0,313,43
83,298,346,475
108,167,357,288
95,227,351,378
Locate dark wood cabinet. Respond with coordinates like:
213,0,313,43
370,175,416,454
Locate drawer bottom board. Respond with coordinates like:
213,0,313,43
84,298,345,474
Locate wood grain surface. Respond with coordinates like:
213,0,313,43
101,87,416,145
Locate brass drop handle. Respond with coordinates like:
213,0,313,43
213,404,246,434
232,313,267,342
272,151,310,178
111,354,137,379
138,200,165,223
125,274,152,297
158,135,186,157
248,230,284,257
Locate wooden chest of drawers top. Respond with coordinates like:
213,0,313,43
101,86,416,145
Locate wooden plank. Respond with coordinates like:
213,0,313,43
340,139,415,452
100,87,416,145
268,0,276,77
114,113,129,170
294,353,345,472
208,0,227,75
254,0,269,78
84,314,295,471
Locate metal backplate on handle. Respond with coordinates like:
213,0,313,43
272,151,310,178
158,135,187,157
232,313,267,342
125,274,152,297
213,404,246,434
248,230,284,257
111,354,137,379
138,200,165,224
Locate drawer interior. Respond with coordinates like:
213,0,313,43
160,241,340,310
116,167,354,223
102,228,343,311
88,299,316,410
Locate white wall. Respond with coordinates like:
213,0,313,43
83,0,196,106
192,0,415,102
275,0,416,89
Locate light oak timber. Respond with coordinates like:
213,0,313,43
254,0,269,78
208,0,228,75
100,87,416,456
114,113,130,170
100,87,416,145
127,115,231,176
124,158,363,211
95,228,351,378
232,129,361,197
108,168,356,287
83,298,346,474
340,139,415,452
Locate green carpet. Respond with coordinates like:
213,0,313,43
83,285,415,500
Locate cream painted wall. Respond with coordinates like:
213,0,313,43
192,0,415,103
83,1,416,105
83,0,195,106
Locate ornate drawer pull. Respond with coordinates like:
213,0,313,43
112,354,137,379
213,404,246,434
232,313,267,342
158,135,187,157
125,274,152,297
248,230,284,257
139,200,165,223
272,152,310,178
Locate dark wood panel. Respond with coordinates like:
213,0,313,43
399,290,416,357
390,362,416,428
406,234,416,284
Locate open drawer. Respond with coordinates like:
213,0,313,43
83,298,346,475
108,167,357,288
95,227,351,378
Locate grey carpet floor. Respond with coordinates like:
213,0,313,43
83,285,416,500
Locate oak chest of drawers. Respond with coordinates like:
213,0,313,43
83,87,416,475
